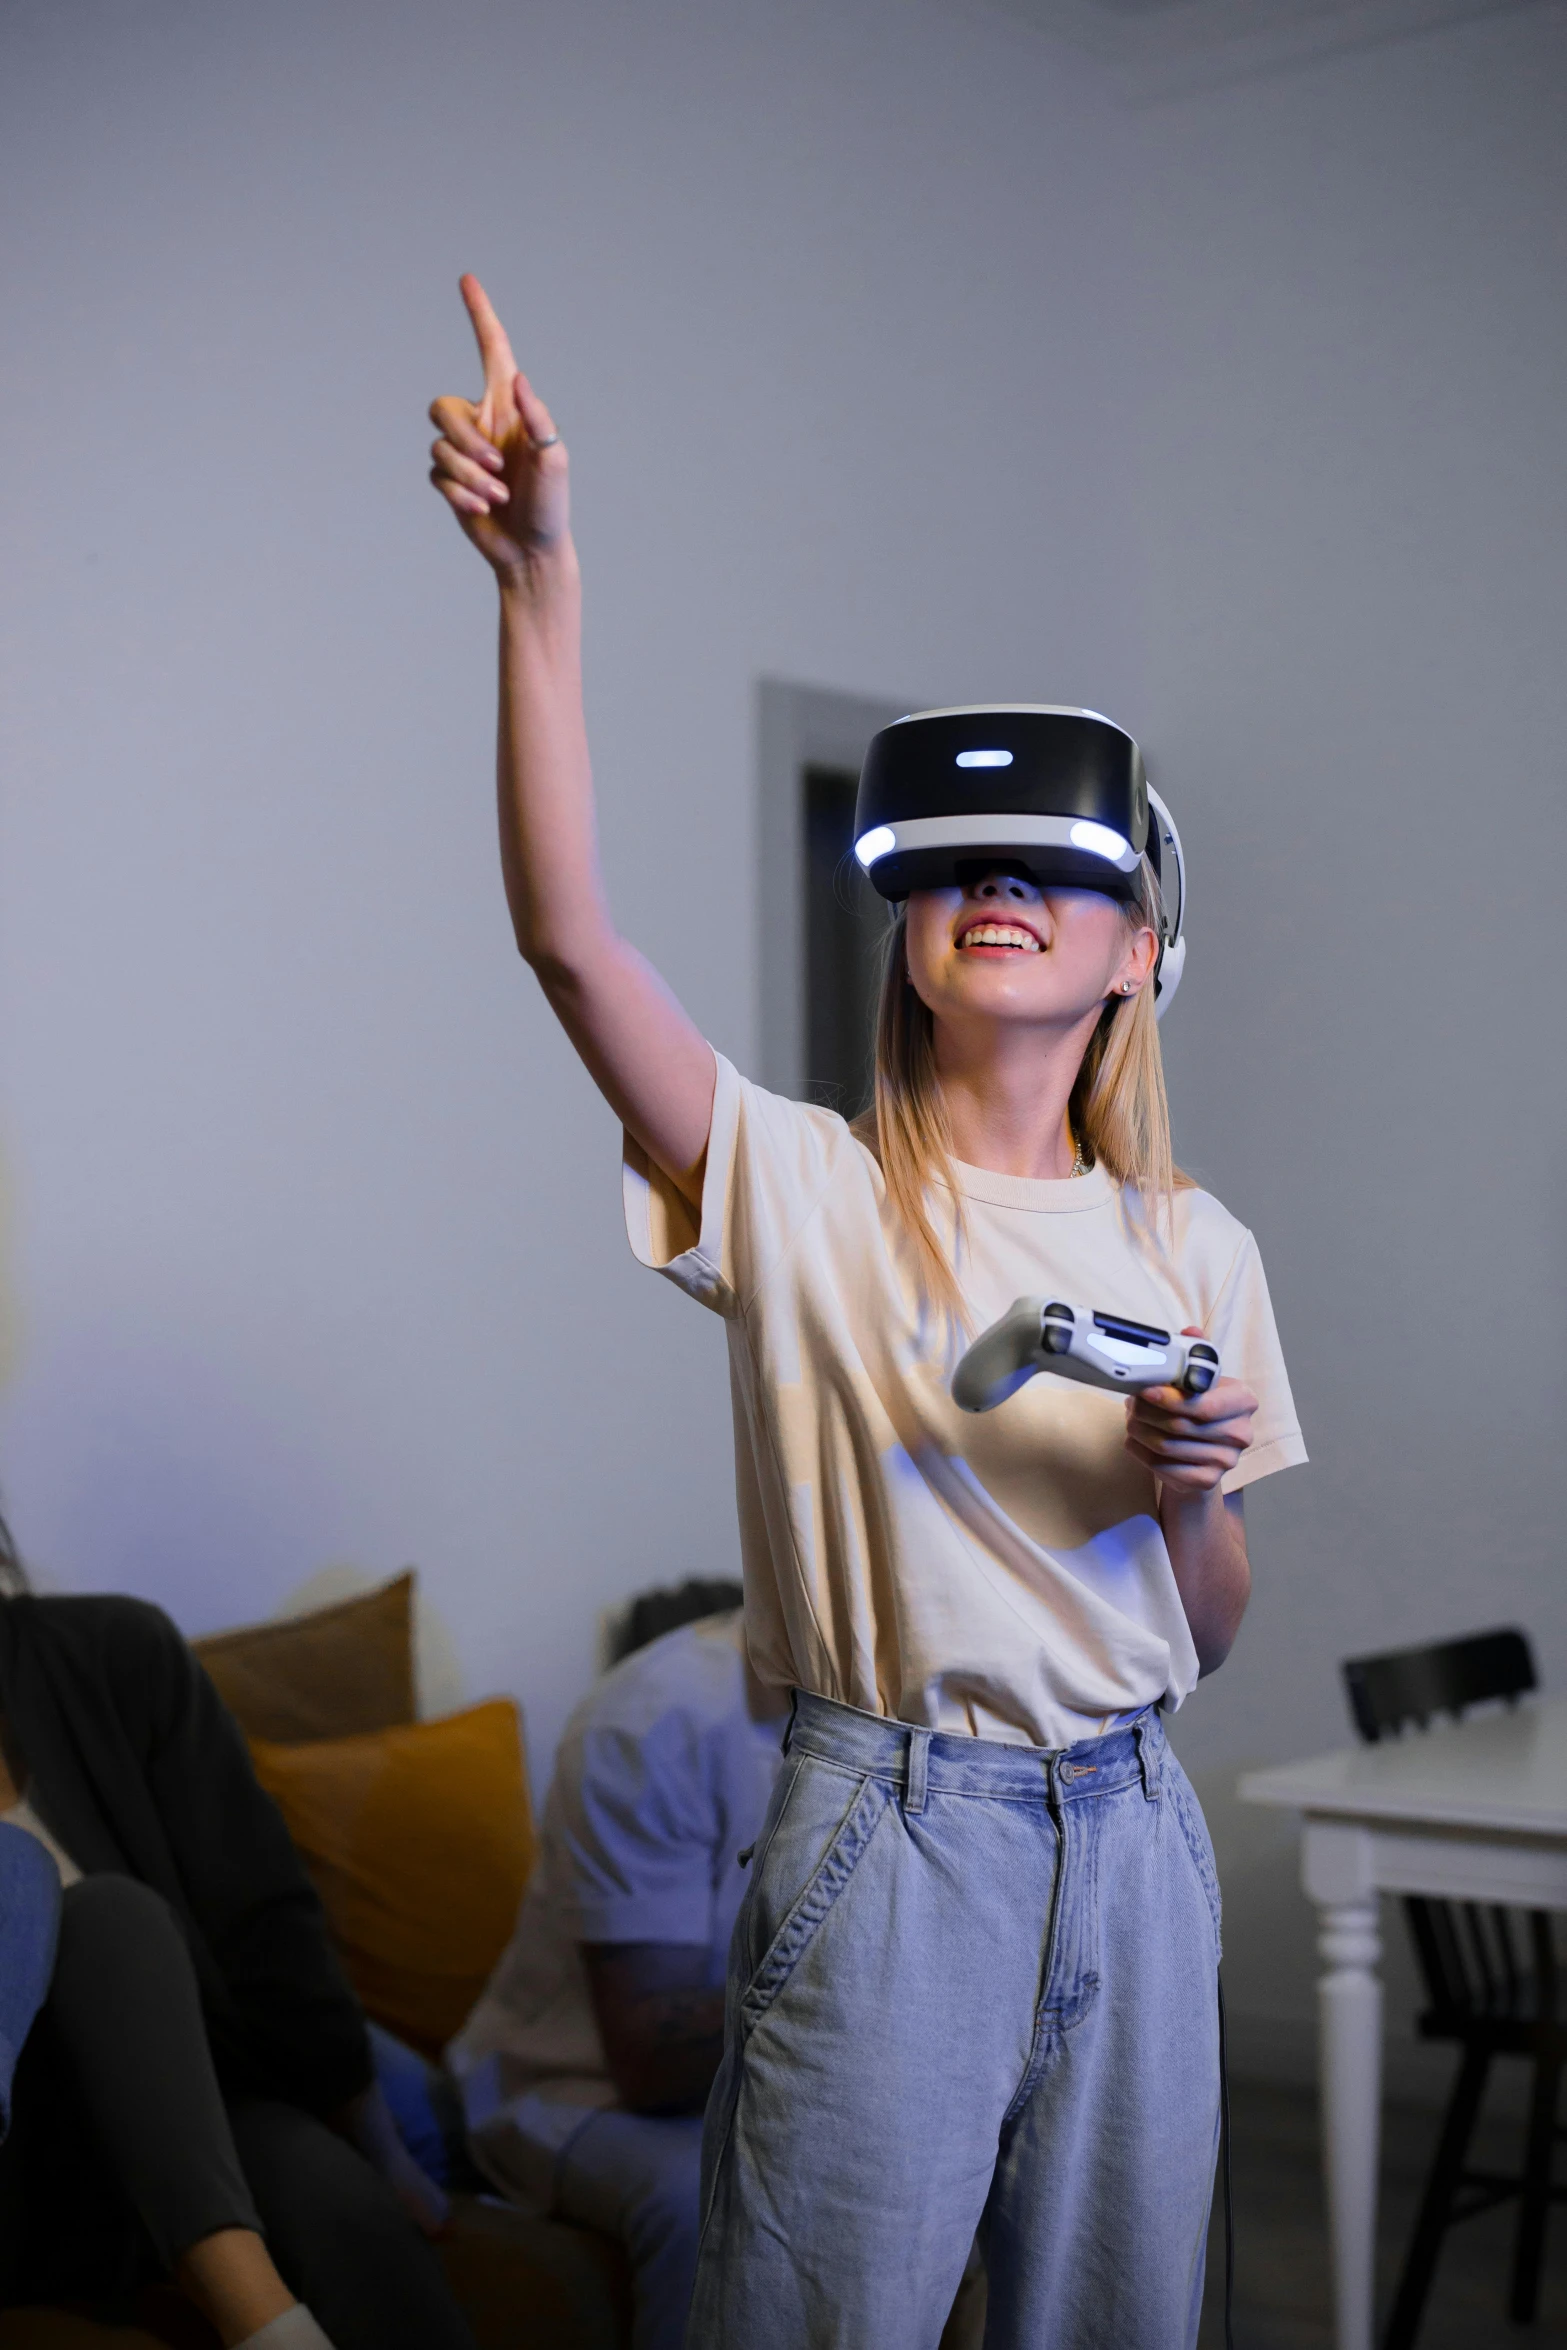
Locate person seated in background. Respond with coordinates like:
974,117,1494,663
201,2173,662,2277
0,1506,475,2350
449,1593,789,2350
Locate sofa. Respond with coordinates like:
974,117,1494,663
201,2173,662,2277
6,1572,985,2350
0,1571,631,2350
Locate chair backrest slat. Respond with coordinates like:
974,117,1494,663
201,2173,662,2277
1462,1903,1497,2008
1407,1896,1465,2012
1494,1907,1523,2011
1532,1913,1557,2024
1343,1627,1535,1745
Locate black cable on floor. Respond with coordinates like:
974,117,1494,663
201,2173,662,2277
1219,1970,1236,2350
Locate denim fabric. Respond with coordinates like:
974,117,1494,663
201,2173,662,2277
687,1696,1221,2350
368,2022,479,2190
551,2107,705,2350
0,1824,60,2141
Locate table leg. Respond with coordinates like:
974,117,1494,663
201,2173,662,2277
1317,1893,1383,2350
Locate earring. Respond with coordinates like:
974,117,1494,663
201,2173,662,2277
1120,980,1134,994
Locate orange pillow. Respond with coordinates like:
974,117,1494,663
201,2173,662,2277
251,1700,537,2057
194,1572,416,1743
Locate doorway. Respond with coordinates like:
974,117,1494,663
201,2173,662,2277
756,680,909,1109
801,763,888,1116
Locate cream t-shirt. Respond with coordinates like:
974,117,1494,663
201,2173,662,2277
624,1053,1306,1751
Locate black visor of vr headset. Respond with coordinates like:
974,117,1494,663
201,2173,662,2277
852,704,1187,1014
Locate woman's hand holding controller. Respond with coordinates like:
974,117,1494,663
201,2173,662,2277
1124,1328,1257,1496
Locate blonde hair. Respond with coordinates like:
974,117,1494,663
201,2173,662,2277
852,859,1191,1319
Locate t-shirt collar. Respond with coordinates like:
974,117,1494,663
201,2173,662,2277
940,1156,1115,1213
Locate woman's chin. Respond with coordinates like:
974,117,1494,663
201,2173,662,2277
928,971,1101,1028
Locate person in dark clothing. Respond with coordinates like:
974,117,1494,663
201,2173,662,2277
0,1508,475,2350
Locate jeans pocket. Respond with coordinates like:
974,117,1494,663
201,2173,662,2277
739,1760,888,2033
1164,1761,1223,1960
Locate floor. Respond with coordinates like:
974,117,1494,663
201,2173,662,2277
1198,2079,1567,2347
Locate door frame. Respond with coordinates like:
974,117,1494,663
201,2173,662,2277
756,678,910,1099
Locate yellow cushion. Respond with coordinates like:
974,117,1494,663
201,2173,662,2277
250,1701,536,2056
193,1572,416,1743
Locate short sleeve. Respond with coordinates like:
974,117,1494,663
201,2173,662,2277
1203,1230,1308,1495
553,1711,722,1948
622,1051,853,1317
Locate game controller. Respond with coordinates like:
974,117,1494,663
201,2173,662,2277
952,1301,1220,1414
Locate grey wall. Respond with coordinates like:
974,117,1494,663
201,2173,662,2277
0,0,1140,1778
1129,6,1567,2079
2,0,1564,2076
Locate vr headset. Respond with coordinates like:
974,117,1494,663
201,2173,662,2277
852,705,1187,1014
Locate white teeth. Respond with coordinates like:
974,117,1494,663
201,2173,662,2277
960,924,1041,952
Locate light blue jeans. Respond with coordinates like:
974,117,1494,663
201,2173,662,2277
0,1825,60,2143
552,2108,705,2350
460,2077,704,2350
687,1695,1221,2350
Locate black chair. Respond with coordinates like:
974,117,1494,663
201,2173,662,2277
1341,1627,1565,2347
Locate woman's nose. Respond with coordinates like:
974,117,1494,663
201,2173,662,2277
978,874,1028,902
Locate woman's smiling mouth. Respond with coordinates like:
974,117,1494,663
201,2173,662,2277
956,921,1043,955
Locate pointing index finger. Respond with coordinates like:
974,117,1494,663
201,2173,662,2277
459,273,518,395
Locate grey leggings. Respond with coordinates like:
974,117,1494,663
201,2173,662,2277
0,1874,473,2350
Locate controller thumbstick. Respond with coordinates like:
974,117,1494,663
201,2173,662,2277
1183,1360,1217,1396
1041,1304,1073,1357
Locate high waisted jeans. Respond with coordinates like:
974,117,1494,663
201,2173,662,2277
687,1695,1221,2350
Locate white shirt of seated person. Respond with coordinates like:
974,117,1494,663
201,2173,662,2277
450,1611,786,2173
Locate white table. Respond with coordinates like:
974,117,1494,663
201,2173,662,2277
1239,1698,1567,2350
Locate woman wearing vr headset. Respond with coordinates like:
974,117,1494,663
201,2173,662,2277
428,278,1305,2350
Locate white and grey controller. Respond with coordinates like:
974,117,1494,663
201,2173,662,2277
952,1300,1220,1414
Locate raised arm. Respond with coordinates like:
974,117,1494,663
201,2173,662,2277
428,276,715,1197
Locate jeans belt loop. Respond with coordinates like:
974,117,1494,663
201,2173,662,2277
1134,1713,1161,1802
782,1689,800,1755
904,1726,931,1817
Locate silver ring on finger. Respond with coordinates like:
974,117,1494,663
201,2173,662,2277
530,432,560,451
